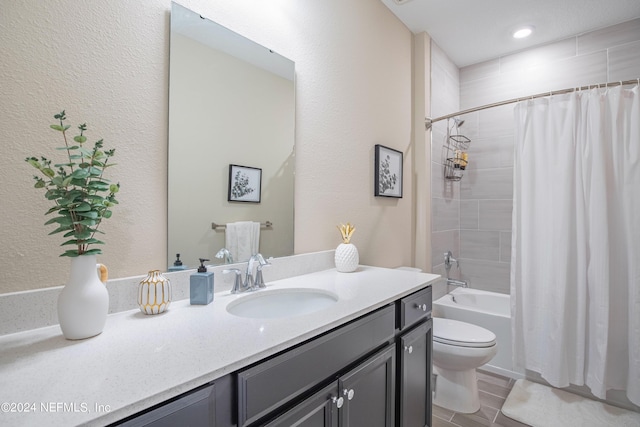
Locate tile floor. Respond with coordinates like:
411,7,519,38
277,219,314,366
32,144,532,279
433,370,531,427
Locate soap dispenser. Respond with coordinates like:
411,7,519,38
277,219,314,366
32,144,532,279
190,258,214,305
168,253,187,272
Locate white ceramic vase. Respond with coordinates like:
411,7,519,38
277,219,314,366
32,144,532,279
335,243,359,273
57,255,109,340
138,270,172,315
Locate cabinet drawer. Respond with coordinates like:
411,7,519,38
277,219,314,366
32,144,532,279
399,286,431,329
237,305,395,427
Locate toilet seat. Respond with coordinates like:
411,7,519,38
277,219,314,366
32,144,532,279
433,318,496,348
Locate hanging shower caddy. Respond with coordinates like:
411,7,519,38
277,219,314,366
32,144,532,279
443,118,470,181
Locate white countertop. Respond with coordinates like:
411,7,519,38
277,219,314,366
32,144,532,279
0,266,438,426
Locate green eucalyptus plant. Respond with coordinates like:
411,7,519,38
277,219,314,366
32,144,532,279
26,110,120,257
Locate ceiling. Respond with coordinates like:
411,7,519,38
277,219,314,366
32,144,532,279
380,0,640,68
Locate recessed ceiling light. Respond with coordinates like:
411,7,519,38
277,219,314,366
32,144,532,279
513,26,534,39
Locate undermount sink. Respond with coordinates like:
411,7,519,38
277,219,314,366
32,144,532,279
226,288,339,319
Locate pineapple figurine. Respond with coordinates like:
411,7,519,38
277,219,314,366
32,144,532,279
335,223,359,273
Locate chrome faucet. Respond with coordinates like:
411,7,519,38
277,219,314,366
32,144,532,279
215,248,234,264
444,250,468,288
226,253,270,294
446,278,468,288
244,253,270,290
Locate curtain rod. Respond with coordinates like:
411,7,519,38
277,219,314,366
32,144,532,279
425,78,640,129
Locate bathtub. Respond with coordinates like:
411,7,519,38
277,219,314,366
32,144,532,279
433,287,523,379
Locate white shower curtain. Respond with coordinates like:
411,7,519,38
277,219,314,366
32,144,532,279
511,84,640,405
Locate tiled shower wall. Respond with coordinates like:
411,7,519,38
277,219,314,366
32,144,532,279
431,18,640,294
430,42,461,283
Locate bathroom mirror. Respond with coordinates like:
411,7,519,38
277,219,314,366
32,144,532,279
168,2,295,268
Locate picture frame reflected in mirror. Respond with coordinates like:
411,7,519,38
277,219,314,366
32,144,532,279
228,164,262,203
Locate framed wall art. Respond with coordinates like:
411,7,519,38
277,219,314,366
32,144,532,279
228,164,262,203
374,144,403,198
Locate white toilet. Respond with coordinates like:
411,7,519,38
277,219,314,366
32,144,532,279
432,317,497,413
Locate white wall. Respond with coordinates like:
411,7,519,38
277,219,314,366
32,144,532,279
0,0,414,294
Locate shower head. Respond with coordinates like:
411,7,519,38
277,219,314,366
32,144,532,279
453,118,465,128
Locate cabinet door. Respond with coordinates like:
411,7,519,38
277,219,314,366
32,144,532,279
116,383,216,427
338,344,395,427
264,382,339,427
398,319,432,427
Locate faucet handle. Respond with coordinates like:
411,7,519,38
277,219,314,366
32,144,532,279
444,251,459,270
223,268,243,294
255,261,270,289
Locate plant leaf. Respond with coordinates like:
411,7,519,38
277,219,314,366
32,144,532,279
73,202,92,212
60,250,81,257
71,169,90,179
44,216,72,226
76,211,99,219
26,158,41,169
87,182,110,191
73,229,93,239
82,248,103,256
51,176,64,187
48,226,71,235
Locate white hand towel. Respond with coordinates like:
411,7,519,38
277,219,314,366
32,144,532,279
225,221,260,262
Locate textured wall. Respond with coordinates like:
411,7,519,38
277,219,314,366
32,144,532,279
0,1,169,294
0,0,414,294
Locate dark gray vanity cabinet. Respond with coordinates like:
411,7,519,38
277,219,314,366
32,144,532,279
396,286,433,427
238,305,396,426
264,344,396,427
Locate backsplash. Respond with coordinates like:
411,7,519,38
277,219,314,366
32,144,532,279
0,250,335,336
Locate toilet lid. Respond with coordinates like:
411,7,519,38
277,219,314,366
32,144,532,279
433,317,496,348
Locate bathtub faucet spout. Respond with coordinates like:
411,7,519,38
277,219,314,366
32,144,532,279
446,278,468,288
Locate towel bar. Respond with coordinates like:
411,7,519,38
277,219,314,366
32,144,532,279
211,221,272,230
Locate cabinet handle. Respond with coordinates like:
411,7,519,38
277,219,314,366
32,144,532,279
404,345,413,354
415,303,427,312
343,388,355,401
332,396,344,408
